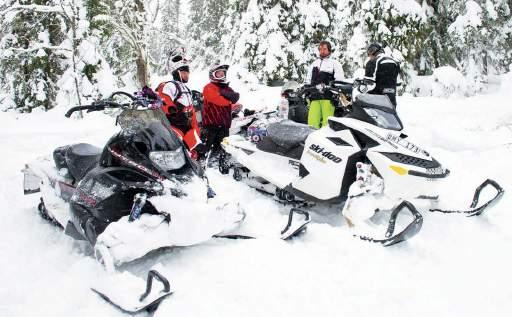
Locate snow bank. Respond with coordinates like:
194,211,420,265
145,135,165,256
408,66,488,97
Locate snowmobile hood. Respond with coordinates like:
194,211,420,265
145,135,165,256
102,108,197,180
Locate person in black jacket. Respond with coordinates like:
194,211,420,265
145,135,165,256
364,43,400,107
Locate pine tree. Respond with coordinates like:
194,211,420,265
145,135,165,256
0,0,67,111
94,0,150,87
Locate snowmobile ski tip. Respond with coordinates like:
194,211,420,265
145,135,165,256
429,179,504,216
354,200,423,247
91,270,173,314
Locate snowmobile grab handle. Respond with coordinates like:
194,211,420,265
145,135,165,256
139,270,171,302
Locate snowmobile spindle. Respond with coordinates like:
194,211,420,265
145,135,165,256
129,193,147,222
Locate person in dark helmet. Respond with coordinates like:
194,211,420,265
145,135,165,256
156,47,205,160
202,63,242,155
304,40,345,128
364,42,400,107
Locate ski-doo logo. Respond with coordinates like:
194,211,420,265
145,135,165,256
307,144,342,163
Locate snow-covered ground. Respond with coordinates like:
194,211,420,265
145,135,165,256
1,74,512,317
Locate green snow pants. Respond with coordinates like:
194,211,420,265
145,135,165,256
308,99,334,128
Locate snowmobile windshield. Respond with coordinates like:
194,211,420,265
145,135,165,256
117,108,171,134
114,108,191,175
349,94,403,131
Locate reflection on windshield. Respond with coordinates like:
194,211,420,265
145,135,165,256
117,108,171,134
363,108,402,130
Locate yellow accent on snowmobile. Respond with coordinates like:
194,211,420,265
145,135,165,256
389,165,408,175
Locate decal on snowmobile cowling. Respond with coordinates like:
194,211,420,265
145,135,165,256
307,144,342,163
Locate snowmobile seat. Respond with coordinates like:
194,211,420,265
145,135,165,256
256,136,304,160
266,120,314,150
65,143,102,181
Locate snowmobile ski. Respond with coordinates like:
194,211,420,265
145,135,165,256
91,270,173,314
429,179,504,217
214,208,311,240
354,200,423,247
280,207,311,240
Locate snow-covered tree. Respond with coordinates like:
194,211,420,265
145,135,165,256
0,0,68,111
231,0,336,84
187,0,233,67
94,0,151,87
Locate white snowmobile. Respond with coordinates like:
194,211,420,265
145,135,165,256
22,91,309,313
220,80,504,245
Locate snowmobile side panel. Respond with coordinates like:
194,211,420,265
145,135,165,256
23,166,42,194
64,221,87,241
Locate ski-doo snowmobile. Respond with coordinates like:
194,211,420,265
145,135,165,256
220,80,504,245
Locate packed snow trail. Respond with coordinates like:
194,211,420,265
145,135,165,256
1,74,512,316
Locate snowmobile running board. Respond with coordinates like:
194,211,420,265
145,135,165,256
354,200,423,247
214,208,311,241
91,270,173,314
429,179,504,217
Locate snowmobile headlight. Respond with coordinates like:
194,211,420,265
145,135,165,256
363,108,402,130
149,149,186,171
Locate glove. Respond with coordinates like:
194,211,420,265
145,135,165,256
315,83,326,92
243,109,256,116
231,103,242,114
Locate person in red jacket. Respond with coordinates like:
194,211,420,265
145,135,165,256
156,48,205,159
202,63,241,154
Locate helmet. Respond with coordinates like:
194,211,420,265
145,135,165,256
209,63,229,84
367,43,384,56
167,47,191,74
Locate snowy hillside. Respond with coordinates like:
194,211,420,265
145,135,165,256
1,73,512,317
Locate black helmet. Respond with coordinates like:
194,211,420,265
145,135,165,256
367,43,384,56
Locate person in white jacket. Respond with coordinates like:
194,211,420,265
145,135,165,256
304,41,344,128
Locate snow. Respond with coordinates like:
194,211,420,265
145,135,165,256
1,70,512,317
448,1,483,36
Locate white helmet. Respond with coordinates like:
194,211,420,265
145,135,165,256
209,63,229,84
167,47,191,74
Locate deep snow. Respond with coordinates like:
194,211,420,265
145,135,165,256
1,73,511,317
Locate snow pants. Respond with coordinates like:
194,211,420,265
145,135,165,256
308,99,334,128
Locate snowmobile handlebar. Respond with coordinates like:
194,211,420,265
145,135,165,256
65,91,155,118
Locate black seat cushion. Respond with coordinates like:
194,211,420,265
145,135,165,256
256,137,304,160
266,120,314,150
66,143,102,181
